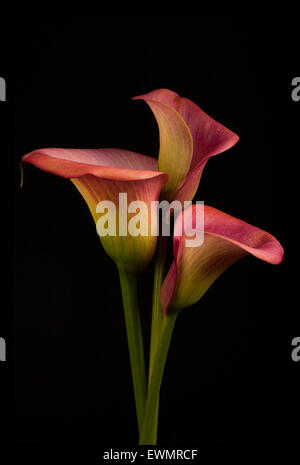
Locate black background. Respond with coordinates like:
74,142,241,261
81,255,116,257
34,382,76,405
0,15,297,464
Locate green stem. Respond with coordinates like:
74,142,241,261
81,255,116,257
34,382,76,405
146,235,169,443
149,235,169,377
117,265,147,435
139,309,179,445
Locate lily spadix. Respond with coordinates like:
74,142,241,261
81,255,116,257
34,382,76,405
133,89,239,202
22,147,168,436
139,204,284,444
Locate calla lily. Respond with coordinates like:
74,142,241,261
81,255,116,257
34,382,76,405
22,146,170,433
161,204,284,312
22,147,168,272
139,204,284,444
133,89,239,202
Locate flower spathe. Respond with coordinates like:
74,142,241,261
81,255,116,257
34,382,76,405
160,204,284,312
22,147,168,272
133,89,239,202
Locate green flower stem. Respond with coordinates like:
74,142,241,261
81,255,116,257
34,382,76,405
149,235,169,377
147,235,169,442
139,309,180,445
117,265,147,435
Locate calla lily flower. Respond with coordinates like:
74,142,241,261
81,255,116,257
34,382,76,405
133,89,239,202
161,204,284,312
22,148,168,272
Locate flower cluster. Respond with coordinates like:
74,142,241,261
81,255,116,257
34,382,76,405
22,89,283,444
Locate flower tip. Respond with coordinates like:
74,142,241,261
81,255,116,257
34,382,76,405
19,162,24,189
272,242,284,265
132,88,177,103
234,133,240,143
22,152,30,162
132,93,150,102
256,233,284,265
223,128,240,152
22,150,39,163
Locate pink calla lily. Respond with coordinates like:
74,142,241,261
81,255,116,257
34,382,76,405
133,89,239,202
160,204,284,312
22,147,168,272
